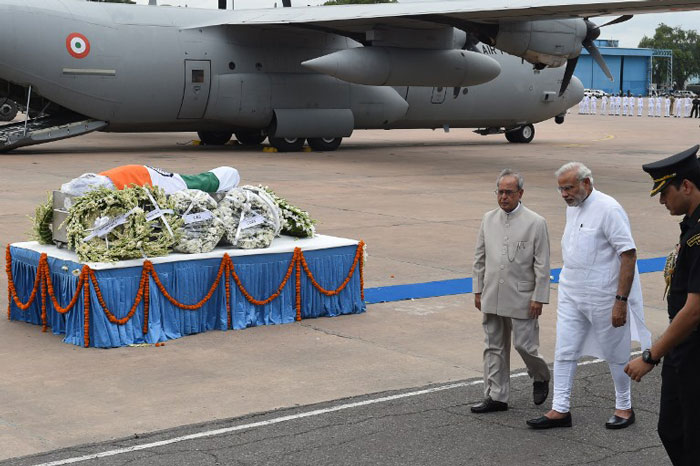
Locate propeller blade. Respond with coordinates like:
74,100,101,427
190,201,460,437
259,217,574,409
583,39,613,81
559,56,579,96
598,15,633,28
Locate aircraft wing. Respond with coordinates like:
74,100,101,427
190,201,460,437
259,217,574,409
184,0,700,31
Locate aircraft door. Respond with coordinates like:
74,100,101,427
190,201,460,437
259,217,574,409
431,87,446,104
178,60,211,119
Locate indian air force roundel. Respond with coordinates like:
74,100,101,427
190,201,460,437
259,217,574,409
66,33,90,59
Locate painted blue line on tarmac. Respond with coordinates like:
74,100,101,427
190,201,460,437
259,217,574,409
364,256,666,304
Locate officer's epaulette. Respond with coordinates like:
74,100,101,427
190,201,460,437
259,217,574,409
688,233,700,248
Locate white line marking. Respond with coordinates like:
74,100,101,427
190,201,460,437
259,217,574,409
34,353,639,466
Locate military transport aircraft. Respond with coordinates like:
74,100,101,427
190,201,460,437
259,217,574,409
0,0,698,152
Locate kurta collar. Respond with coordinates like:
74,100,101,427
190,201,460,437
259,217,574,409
501,202,522,218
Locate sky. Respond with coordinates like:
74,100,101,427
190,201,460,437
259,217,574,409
132,0,700,49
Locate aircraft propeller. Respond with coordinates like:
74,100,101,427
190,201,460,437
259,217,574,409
559,14,633,96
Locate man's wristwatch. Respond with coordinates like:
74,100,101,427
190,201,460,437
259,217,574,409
642,348,661,366
615,295,628,302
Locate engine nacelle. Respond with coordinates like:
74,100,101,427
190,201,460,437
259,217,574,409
494,19,587,68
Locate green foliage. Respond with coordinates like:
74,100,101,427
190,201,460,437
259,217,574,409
31,193,54,245
638,23,700,89
324,0,397,5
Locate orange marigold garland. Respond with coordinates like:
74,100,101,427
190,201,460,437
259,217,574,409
147,258,227,310
295,248,302,321
298,242,363,296
83,266,91,348
230,248,297,307
224,254,232,329
142,270,150,335
40,263,48,332
359,241,365,301
6,245,43,312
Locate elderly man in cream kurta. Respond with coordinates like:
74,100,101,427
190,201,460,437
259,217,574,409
471,169,551,413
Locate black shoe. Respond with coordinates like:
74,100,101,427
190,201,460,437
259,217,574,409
471,397,508,413
526,412,572,429
605,409,635,429
533,381,549,406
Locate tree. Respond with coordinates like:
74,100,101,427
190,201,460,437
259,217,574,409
324,0,397,5
638,23,700,90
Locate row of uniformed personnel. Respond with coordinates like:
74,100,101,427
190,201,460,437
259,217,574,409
578,95,700,118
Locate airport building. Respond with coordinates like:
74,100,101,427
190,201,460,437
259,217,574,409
573,39,673,96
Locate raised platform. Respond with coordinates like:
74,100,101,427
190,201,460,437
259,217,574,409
6,235,365,348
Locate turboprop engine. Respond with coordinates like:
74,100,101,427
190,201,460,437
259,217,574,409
493,19,588,69
301,47,501,87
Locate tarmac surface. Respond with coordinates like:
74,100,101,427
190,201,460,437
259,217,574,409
1,111,699,464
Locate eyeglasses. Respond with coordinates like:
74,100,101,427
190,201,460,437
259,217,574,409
494,189,518,196
557,185,576,193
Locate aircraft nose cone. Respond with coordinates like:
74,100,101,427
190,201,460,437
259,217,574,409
566,76,585,106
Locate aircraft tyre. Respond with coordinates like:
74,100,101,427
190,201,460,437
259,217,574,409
505,124,535,144
235,131,267,145
269,137,305,152
0,99,18,122
555,114,565,124
197,131,232,146
307,137,342,152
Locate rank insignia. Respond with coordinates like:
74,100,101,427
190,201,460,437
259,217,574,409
687,234,700,247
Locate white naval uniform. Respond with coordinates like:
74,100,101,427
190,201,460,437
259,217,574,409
665,97,672,117
590,96,597,115
622,96,628,116
674,98,683,118
647,97,654,117
628,97,634,116
552,189,651,413
655,97,662,117
600,96,608,114
637,97,644,116
615,96,622,115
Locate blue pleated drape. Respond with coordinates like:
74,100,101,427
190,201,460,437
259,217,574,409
8,245,365,348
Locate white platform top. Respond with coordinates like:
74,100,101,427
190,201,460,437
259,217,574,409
11,235,359,270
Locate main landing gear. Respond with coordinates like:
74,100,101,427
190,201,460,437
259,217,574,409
505,124,535,144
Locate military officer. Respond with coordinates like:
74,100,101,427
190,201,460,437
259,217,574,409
627,145,700,466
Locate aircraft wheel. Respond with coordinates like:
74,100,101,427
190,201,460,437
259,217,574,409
197,131,232,146
555,115,565,124
307,137,342,152
505,124,535,143
269,137,305,152
0,99,18,122
235,130,266,145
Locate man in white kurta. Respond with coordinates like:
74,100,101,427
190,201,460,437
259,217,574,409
472,169,551,413
527,163,651,430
